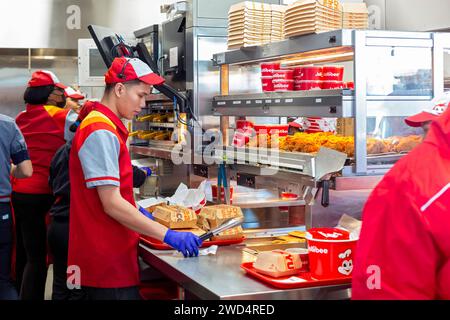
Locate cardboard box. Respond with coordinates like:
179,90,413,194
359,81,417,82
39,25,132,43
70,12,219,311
152,205,197,229
211,226,244,241
199,205,244,229
336,118,354,137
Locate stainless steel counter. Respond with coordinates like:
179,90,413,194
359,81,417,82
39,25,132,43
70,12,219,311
139,242,351,300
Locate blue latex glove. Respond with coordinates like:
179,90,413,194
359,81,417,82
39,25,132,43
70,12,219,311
140,166,152,177
139,206,155,220
163,229,203,258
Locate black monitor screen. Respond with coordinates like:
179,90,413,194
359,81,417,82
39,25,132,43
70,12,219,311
88,25,133,68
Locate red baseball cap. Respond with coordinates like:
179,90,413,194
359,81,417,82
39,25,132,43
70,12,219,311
405,94,450,127
64,87,85,100
28,70,67,89
104,57,165,86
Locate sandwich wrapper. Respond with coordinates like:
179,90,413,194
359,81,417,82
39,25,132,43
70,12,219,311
336,213,362,239
166,181,208,214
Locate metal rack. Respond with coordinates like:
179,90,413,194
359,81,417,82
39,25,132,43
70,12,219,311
212,29,446,176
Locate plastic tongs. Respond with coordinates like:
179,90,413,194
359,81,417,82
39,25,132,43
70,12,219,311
217,163,231,205
199,216,244,242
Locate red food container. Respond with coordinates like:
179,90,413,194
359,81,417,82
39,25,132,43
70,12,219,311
345,81,354,89
273,79,294,91
306,227,357,280
261,77,274,92
301,66,323,81
293,66,307,79
273,69,294,81
260,63,280,77
254,124,289,137
236,120,254,130
211,185,234,203
279,192,299,212
294,80,322,91
322,66,344,81
321,81,344,90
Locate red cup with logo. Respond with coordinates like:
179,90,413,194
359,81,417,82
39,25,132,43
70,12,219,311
261,63,280,77
294,80,322,91
273,79,294,91
261,77,274,92
273,69,294,81
321,81,344,90
306,227,357,280
301,66,323,81
322,66,344,81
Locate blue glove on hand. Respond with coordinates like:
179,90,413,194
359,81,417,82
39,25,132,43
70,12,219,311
139,206,155,220
163,229,203,258
140,166,152,177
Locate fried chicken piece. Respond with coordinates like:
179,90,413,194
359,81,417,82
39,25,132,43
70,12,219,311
367,138,389,154
394,135,422,153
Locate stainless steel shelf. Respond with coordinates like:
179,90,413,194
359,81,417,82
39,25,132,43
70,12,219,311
212,90,355,117
212,29,354,66
129,145,173,160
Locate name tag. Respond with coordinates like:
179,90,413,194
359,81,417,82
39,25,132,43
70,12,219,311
2,214,9,220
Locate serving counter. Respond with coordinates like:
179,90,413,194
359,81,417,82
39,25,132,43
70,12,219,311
139,241,351,300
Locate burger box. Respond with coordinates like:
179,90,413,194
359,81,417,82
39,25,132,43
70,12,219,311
152,205,197,229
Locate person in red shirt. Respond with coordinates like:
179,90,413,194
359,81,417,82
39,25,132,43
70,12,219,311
405,93,450,136
68,57,202,300
11,70,77,300
352,102,450,299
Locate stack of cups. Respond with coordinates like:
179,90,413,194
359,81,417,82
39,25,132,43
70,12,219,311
260,63,280,92
321,66,345,89
272,69,294,91
294,66,323,91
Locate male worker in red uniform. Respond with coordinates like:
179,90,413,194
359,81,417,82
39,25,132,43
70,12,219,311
352,104,450,299
12,70,77,300
68,57,202,300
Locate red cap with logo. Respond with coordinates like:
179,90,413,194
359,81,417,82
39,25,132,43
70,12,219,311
405,93,450,127
104,57,165,86
64,87,85,100
28,70,67,89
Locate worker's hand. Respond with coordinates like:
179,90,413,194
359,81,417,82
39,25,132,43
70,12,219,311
163,229,203,258
140,166,152,177
138,206,155,220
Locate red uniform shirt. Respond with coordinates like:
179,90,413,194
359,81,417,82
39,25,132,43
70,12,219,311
13,104,76,194
68,102,139,288
352,108,450,299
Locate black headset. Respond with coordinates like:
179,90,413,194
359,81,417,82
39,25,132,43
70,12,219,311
117,58,133,80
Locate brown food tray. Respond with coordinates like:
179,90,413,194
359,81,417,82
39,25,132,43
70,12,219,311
140,235,245,250
241,262,351,289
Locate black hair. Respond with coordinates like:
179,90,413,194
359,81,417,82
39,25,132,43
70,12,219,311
104,80,143,95
23,85,55,105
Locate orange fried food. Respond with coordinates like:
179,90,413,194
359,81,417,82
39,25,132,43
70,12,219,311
394,135,422,153
367,138,389,155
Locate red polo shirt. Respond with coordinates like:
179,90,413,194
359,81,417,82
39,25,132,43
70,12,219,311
13,104,76,194
68,101,139,288
352,108,450,299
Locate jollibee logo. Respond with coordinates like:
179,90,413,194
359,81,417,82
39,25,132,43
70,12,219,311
324,72,339,77
262,67,275,73
315,72,323,77
337,249,353,276
285,254,295,270
317,231,344,239
309,245,328,254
